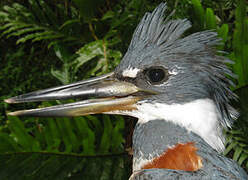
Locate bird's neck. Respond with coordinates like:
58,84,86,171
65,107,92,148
120,98,226,171
134,98,225,151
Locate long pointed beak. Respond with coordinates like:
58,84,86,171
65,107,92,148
5,72,154,117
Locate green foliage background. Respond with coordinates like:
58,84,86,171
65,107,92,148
0,0,248,179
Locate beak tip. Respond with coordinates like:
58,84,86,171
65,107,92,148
4,98,15,104
7,111,22,116
7,112,15,116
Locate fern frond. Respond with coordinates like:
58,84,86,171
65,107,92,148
225,129,248,170
0,1,81,47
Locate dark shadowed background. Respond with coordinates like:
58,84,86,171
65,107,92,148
0,0,248,179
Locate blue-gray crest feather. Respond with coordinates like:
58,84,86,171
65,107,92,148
129,3,191,49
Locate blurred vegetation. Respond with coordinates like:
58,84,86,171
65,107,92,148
0,0,248,179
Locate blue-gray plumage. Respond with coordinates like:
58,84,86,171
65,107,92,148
5,2,248,180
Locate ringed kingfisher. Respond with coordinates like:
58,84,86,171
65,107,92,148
5,3,248,180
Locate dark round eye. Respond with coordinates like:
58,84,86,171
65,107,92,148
146,67,168,84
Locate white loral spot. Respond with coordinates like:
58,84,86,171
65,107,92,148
107,98,224,152
168,68,178,75
122,66,140,78
168,65,182,75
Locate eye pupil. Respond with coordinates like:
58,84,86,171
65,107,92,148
147,68,166,83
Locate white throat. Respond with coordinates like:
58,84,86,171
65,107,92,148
110,98,225,152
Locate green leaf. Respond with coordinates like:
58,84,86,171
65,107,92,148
62,118,79,152
28,0,47,24
55,118,73,153
0,23,27,31
2,24,32,36
232,0,248,87
233,146,243,161
59,19,80,30
54,43,74,63
191,0,205,29
0,11,9,20
3,5,16,15
238,153,248,165
111,116,125,151
39,1,59,26
102,11,115,20
74,117,95,154
224,141,237,155
218,24,229,43
7,116,40,151
51,66,70,85
32,33,64,42
205,8,216,29
87,115,102,134
73,40,104,73
16,32,47,44
99,115,112,153
6,26,44,38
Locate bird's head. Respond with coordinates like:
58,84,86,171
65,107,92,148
5,3,237,152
